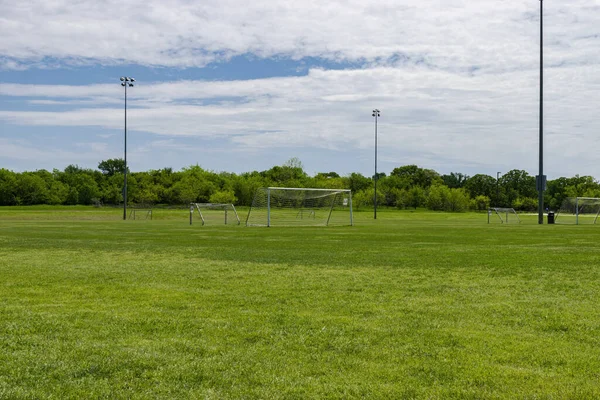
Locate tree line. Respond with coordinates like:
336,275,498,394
1,158,599,212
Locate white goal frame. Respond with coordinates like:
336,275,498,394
192,203,241,226
246,187,353,227
488,207,520,224
556,197,600,225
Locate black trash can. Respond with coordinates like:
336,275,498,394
547,211,555,224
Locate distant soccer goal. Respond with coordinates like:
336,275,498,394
128,208,152,220
488,207,520,224
556,197,600,225
246,187,353,227
191,203,240,226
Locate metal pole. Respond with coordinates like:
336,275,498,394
374,113,378,220
349,192,353,226
123,82,128,221
267,188,271,227
538,0,544,224
496,171,500,207
372,109,380,220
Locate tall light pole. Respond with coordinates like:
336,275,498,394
538,0,545,224
120,76,135,221
496,171,501,207
372,109,380,220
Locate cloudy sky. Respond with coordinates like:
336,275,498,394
1,1,599,179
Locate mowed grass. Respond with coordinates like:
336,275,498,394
1,207,600,399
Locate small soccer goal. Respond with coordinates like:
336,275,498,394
555,197,600,225
128,208,152,220
191,203,240,226
488,207,520,224
246,187,353,227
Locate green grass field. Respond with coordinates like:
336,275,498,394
1,206,600,399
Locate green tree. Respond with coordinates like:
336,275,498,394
426,184,448,211
315,172,340,179
378,176,400,206
262,164,308,186
99,173,124,205
57,165,101,205
283,157,304,169
500,170,536,205
426,185,470,212
464,174,496,201
47,180,69,205
310,175,346,189
130,172,161,206
234,172,268,206
33,170,68,205
0,169,18,205
513,197,537,212
14,173,49,205
353,188,378,209
442,172,469,189
407,186,427,209
471,195,491,211
395,187,426,210
382,175,411,191
98,159,128,176
545,177,570,211
209,190,237,204
171,165,217,203
345,173,372,193
390,165,442,189
445,188,470,212
65,187,79,205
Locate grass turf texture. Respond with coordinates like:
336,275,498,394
1,207,600,399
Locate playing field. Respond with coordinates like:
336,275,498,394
1,207,599,399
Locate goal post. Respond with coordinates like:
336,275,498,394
192,203,241,226
556,197,600,225
246,187,353,227
488,207,520,224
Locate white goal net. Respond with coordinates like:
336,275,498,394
488,207,520,224
556,197,600,225
246,187,353,227
192,203,240,226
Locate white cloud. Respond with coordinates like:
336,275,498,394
1,1,599,72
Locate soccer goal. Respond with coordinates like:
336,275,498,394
191,203,241,226
128,208,152,220
555,197,600,225
488,207,520,224
246,187,353,227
